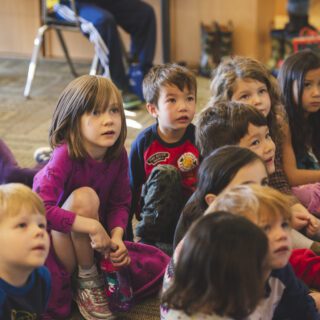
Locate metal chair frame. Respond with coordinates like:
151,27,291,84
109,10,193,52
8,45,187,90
24,0,99,98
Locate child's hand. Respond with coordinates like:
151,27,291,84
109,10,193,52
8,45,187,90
291,203,311,230
306,215,320,238
109,227,130,267
110,237,131,268
89,221,112,255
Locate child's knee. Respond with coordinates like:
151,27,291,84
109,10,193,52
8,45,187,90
63,187,100,218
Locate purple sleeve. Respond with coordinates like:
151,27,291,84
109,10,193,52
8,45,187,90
33,145,76,233
106,149,131,231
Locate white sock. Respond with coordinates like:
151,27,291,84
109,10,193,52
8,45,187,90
78,263,98,278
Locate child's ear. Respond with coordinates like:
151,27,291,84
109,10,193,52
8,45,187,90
205,193,216,206
146,103,158,119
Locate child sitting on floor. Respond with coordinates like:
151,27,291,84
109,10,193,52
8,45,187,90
129,63,200,255
0,183,51,319
161,211,269,320
209,184,320,319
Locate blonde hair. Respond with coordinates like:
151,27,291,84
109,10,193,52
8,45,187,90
49,75,126,161
207,184,293,223
0,183,45,222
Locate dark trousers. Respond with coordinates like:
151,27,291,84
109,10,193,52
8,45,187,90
76,0,156,91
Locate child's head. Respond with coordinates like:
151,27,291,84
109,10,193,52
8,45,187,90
278,49,320,160
196,101,275,174
49,75,126,161
143,64,197,140
210,56,281,114
210,56,282,144
278,49,320,116
209,184,292,269
143,63,197,106
162,211,268,319
0,183,49,272
181,145,268,230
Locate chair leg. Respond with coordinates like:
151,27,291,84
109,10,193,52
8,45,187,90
24,25,49,98
55,29,78,78
89,54,99,75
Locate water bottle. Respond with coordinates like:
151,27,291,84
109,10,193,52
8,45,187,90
100,258,133,312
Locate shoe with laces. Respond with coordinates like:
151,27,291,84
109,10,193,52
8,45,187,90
122,91,142,110
33,147,52,164
73,274,115,320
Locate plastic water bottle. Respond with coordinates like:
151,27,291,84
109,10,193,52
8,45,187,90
100,258,133,312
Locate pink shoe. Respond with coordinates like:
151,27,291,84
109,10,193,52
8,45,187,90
73,274,115,320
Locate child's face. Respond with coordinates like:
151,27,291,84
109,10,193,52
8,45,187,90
225,159,268,190
238,123,276,174
149,84,196,137
231,78,271,117
80,93,122,160
257,209,292,270
0,209,49,271
294,67,320,116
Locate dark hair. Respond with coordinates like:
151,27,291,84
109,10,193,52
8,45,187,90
210,55,283,146
49,75,127,161
196,100,268,158
278,49,320,162
179,145,266,239
162,211,268,319
142,63,197,105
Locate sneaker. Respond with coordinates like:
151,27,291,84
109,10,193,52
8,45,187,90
122,91,142,110
33,147,52,164
73,274,115,320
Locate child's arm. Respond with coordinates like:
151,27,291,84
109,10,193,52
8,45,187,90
72,214,113,254
282,122,320,185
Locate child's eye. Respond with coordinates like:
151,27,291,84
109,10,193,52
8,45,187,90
250,139,260,146
38,223,46,229
110,107,119,114
239,94,250,100
259,88,268,94
92,110,101,116
282,221,290,229
304,82,312,88
187,96,195,102
17,223,27,229
167,98,176,103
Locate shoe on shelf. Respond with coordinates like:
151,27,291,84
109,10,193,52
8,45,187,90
33,147,52,164
122,91,142,110
73,274,115,320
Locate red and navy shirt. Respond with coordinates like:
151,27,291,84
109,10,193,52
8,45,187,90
129,123,200,214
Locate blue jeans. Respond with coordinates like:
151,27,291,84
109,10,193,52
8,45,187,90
287,0,310,15
76,0,156,91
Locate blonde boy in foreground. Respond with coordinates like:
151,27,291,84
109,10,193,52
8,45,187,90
0,183,50,319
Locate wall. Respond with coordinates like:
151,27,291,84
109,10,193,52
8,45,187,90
2,0,320,65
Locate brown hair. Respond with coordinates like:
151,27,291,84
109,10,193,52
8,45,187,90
195,100,268,158
49,75,126,161
0,183,45,222
210,56,284,145
142,63,197,105
208,184,293,224
162,211,268,319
